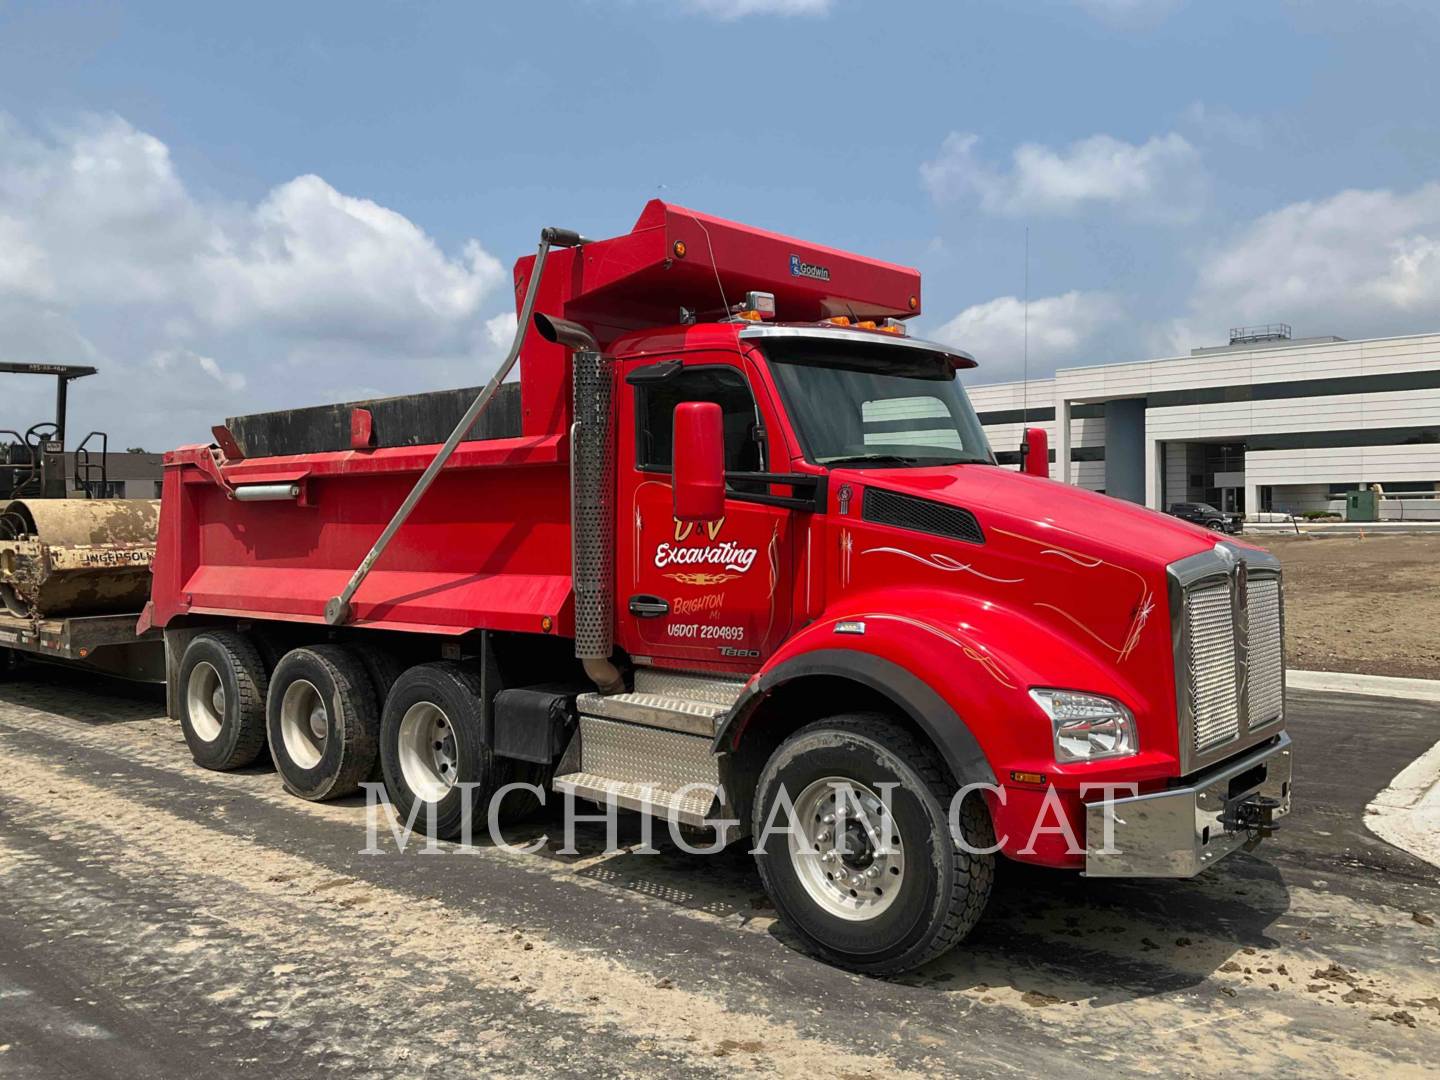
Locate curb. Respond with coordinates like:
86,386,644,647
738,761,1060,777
1246,522,1440,534
1366,740,1440,871
1288,669,1440,867
1287,669,1440,704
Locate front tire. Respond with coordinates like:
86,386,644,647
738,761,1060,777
752,715,994,975
178,631,269,770
266,645,379,801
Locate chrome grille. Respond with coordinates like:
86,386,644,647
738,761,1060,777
1246,576,1284,727
1187,581,1239,753
1172,543,1287,773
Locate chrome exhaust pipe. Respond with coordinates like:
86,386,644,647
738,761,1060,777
533,313,599,353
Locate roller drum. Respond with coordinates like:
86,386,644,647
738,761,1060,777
0,499,159,617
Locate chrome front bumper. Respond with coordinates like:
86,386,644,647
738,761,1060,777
1084,733,1293,878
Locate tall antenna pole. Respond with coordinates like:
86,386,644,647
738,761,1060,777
1022,226,1030,424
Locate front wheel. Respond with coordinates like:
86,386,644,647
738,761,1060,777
752,715,994,975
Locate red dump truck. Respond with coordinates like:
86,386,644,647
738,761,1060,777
139,201,1292,973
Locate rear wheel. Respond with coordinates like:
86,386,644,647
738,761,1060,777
0,646,24,681
351,641,406,781
752,714,995,975
247,626,291,675
380,662,509,841
352,641,405,703
266,645,378,801
178,631,269,770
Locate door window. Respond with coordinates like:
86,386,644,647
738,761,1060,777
635,365,764,474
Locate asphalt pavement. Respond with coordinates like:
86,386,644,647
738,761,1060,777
0,669,1436,1078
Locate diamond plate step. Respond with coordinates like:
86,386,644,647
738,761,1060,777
553,715,724,830
576,691,725,737
632,668,748,709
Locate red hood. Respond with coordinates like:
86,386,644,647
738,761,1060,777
839,464,1223,569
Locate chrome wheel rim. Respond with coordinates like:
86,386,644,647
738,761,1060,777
186,661,224,742
788,776,905,922
280,679,328,770
397,701,457,802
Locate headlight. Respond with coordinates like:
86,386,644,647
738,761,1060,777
1029,688,1137,763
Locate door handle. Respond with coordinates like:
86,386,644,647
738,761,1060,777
628,595,670,618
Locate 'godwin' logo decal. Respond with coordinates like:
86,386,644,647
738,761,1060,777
655,518,759,584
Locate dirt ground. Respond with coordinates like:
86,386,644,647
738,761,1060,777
1260,533,1440,679
1,671,1438,1078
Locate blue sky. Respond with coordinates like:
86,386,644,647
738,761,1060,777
2,0,1439,447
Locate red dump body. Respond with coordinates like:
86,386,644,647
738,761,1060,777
146,201,922,638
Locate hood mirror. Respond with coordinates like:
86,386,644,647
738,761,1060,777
1021,427,1050,478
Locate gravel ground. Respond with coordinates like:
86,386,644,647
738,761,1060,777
1259,534,1440,679
0,667,1437,1078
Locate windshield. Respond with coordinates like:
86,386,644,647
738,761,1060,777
762,339,995,467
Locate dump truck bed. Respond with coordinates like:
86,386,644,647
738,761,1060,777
147,431,574,636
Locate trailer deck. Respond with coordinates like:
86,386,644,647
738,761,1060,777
0,609,162,682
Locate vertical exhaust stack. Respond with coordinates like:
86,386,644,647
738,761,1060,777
534,313,624,695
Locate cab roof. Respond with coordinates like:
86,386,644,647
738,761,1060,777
609,321,977,370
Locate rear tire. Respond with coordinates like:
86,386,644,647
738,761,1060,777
351,641,406,703
266,645,379,801
178,631,269,770
751,714,995,975
0,646,24,681
247,626,290,675
351,641,406,781
380,662,508,841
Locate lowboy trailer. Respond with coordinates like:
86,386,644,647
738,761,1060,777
133,201,1291,973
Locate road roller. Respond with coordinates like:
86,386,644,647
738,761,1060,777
0,362,164,682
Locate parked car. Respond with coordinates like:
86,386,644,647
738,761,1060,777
1167,502,1243,533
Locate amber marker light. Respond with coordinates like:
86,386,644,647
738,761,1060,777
673,239,687,258
541,615,553,633
1010,770,1047,785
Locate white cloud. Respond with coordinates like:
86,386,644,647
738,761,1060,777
1070,0,1185,28
198,174,505,346
678,0,832,17
1188,182,1440,340
0,113,513,447
930,291,1122,380
1181,102,1264,148
921,131,1204,222
484,311,519,353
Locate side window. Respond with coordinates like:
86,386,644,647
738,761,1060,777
636,366,764,474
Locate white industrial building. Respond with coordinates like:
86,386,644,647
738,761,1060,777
967,326,1440,520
